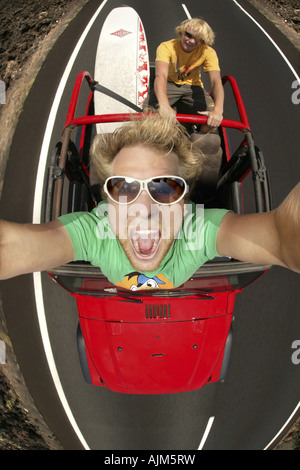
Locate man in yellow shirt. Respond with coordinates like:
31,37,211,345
147,18,224,133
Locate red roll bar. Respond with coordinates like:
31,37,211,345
63,71,251,133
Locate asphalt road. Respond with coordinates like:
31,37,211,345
0,0,299,450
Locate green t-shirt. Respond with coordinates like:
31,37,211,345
58,201,229,290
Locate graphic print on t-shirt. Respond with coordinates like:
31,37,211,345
116,272,174,291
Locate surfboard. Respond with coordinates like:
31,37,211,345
94,6,149,133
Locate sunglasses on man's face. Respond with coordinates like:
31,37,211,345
183,31,199,42
104,176,188,205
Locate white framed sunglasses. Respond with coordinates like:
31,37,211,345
104,175,188,205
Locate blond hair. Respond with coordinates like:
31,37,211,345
91,112,204,192
175,18,215,46
90,113,204,196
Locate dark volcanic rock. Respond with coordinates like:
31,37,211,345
0,0,80,88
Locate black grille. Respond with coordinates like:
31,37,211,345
145,304,170,319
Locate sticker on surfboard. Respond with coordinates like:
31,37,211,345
94,6,149,133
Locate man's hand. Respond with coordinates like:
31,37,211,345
198,110,223,129
159,103,177,119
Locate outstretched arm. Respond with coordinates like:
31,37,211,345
216,183,300,273
0,219,74,280
207,70,224,127
154,61,176,118
199,70,224,131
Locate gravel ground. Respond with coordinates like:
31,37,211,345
0,0,299,451
258,0,300,33
0,0,84,89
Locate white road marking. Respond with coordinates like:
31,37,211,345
264,402,300,449
232,0,300,82
198,417,215,450
32,0,110,451
33,272,90,450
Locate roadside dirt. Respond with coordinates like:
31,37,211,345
0,0,299,451
257,0,300,33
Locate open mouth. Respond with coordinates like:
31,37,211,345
130,229,161,260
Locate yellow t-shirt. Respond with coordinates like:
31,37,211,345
156,39,220,87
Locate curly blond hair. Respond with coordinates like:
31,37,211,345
175,18,215,46
90,112,204,195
